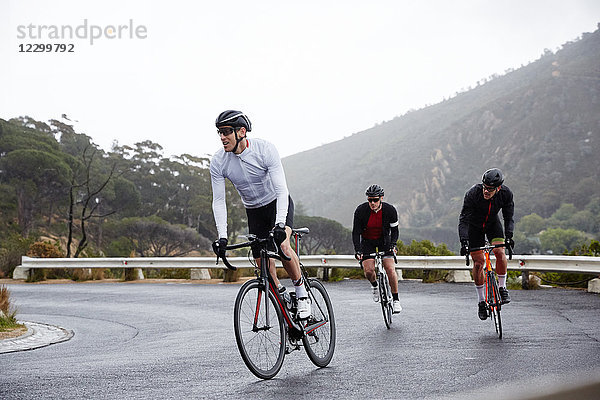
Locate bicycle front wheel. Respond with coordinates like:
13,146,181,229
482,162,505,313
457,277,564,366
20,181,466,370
302,279,336,367
379,272,393,329
234,279,286,379
487,273,503,339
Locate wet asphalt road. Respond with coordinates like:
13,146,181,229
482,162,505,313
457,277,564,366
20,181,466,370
1,279,600,400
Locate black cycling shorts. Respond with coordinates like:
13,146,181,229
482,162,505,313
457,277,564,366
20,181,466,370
360,238,394,260
246,196,294,258
467,218,504,249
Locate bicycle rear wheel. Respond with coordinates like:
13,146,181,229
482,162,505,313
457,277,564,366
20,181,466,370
302,279,336,367
233,279,286,379
487,272,503,339
379,272,393,329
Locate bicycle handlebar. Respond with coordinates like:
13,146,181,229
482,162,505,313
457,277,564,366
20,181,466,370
213,233,291,270
464,242,513,266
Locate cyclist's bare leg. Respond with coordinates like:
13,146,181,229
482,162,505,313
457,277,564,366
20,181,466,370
256,227,300,287
280,226,301,281
491,242,507,275
254,257,281,287
471,250,485,286
383,257,399,293
361,259,376,283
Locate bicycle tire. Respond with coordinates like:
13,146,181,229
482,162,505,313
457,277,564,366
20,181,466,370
487,272,503,339
378,272,392,329
302,279,336,367
233,279,286,379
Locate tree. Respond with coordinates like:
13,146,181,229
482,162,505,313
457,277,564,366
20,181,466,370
0,149,71,236
517,213,546,236
294,215,353,254
64,144,134,257
550,203,577,222
539,228,588,254
107,216,210,257
396,239,454,256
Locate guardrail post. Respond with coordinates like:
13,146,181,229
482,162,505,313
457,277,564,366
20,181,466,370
396,268,403,281
521,270,530,289
588,278,600,294
316,257,330,281
190,268,211,280
520,259,529,289
12,265,30,280
317,267,329,281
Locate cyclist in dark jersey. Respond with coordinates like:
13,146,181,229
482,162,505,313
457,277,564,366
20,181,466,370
352,184,402,313
458,168,514,320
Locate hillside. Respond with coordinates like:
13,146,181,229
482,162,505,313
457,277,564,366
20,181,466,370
283,26,600,247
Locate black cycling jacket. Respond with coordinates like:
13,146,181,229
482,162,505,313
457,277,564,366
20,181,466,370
352,202,399,252
458,184,514,242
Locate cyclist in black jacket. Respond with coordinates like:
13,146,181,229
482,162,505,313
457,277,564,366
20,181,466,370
458,168,514,320
353,184,402,313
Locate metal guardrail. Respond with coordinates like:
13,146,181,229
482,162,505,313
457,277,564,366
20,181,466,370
18,254,600,274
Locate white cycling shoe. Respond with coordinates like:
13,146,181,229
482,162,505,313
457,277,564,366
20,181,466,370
372,286,380,303
393,300,402,314
297,297,311,319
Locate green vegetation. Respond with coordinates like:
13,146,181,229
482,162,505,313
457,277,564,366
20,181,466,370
515,202,600,255
396,240,455,282
0,285,23,331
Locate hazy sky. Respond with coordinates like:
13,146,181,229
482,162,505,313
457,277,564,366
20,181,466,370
1,0,599,158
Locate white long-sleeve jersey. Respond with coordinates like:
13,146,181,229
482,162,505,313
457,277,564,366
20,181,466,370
210,138,289,239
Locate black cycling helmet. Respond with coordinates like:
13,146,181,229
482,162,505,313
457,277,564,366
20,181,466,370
482,168,504,187
215,110,252,132
365,184,384,197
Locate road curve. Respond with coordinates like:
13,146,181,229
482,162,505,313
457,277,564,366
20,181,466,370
1,280,599,399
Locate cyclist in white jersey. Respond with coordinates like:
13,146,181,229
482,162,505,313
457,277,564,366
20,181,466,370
210,110,310,318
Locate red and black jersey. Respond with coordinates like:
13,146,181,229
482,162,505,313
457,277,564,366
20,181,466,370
352,202,399,253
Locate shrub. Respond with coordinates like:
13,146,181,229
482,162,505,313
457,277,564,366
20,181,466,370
0,285,20,330
25,240,65,282
0,234,35,278
396,239,454,281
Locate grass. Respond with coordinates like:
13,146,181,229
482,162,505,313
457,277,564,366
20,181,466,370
0,284,23,332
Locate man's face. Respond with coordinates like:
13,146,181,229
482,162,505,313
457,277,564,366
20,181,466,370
367,196,382,211
482,184,499,200
218,126,243,152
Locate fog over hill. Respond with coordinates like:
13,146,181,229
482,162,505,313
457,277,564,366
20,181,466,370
283,25,600,247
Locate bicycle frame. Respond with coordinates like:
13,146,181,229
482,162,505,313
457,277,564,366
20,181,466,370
467,242,511,339
218,228,335,379
361,251,394,328
221,231,326,340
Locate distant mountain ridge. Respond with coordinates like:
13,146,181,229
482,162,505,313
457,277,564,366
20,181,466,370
283,26,600,247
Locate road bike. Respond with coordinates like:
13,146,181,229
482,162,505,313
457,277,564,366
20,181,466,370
361,251,395,329
465,242,513,339
214,227,336,379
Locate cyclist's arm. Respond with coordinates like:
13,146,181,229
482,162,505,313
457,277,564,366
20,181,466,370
502,189,515,237
351,206,363,252
387,203,399,245
264,142,289,226
457,192,473,242
210,161,228,239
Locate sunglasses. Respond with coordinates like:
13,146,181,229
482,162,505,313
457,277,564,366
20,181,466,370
217,127,238,136
367,197,381,203
483,185,497,192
